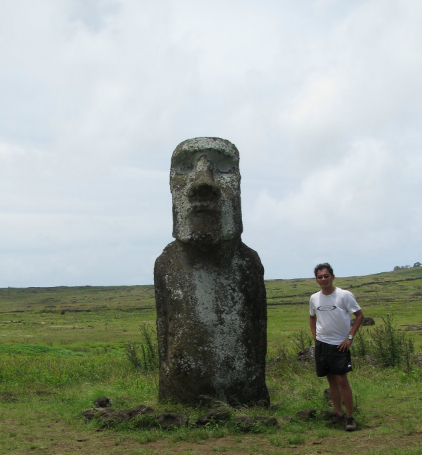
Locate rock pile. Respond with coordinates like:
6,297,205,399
83,398,282,430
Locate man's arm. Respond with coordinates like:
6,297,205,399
338,309,364,352
350,309,364,337
310,315,317,343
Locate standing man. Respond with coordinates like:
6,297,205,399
309,263,364,431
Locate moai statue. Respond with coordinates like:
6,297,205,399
154,137,269,406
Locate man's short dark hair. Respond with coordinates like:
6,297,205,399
314,263,334,277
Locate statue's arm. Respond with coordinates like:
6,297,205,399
154,255,168,363
256,260,267,362
242,244,268,361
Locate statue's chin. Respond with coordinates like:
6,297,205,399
173,230,221,250
173,211,242,251
187,232,222,251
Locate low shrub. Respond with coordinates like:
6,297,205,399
352,328,372,358
292,329,313,353
125,324,158,371
352,314,415,372
370,314,414,370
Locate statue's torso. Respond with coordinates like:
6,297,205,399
154,240,269,405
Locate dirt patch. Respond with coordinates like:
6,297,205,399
57,432,422,455
0,392,18,402
404,325,422,331
2,418,421,455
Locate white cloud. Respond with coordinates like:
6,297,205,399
0,0,421,286
244,137,421,278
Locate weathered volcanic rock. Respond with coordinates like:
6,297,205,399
94,397,111,408
156,413,189,429
196,407,232,426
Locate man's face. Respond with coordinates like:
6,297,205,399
315,268,335,290
170,138,242,248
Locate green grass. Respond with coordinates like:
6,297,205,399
0,267,421,454
0,342,86,356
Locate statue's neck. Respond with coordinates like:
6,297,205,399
175,238,241,266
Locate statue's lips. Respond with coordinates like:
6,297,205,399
189,201,220,212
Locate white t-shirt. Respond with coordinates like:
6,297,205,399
309,287,361,345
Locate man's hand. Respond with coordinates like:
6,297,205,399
338,338,353,352
337,310,364,351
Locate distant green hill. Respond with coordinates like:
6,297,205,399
1,267,421,312
265,266,422,307
1,267,421,350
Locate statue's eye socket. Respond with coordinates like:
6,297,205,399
214,160,235,173
172,151,237,175
173,158,194,174
207,151,236,173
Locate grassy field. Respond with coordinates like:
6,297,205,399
0,268,421,454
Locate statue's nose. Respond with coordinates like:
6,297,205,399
188,155,220,200
193,155,214,185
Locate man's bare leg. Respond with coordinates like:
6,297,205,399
337,373,353,417
327,373,343,416
327,373,354,417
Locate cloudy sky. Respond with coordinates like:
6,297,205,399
1,0,421,287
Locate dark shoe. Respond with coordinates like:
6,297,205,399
331,413,345,424
345,416,357,431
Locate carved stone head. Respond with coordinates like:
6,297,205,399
170,137,243,249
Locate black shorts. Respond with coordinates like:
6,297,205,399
315,340,352,377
